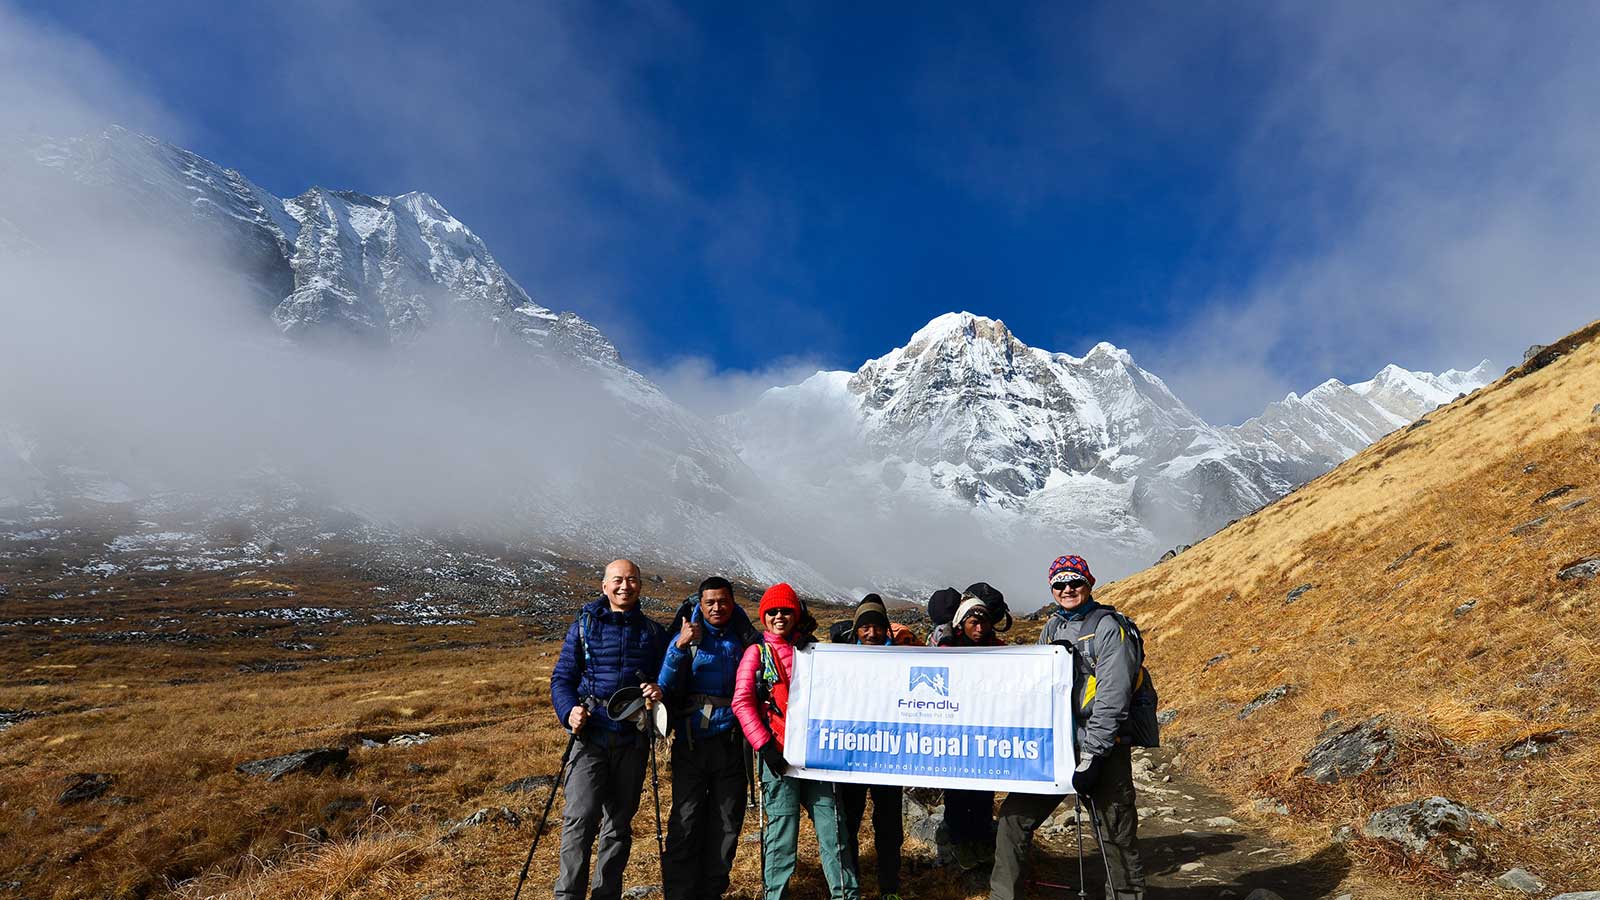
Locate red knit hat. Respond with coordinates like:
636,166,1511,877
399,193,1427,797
758,583,802,620
1047,554,1095,587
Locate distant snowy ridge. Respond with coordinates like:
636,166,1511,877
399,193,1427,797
729,312,1493,560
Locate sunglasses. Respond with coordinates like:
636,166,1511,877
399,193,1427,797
1051,579,1088,591
763,608,796,617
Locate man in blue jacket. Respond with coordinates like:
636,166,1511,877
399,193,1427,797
550,558,670,900
657,576,759,900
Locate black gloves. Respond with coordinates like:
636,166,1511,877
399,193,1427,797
1072,754,1105,795
759,743,789,776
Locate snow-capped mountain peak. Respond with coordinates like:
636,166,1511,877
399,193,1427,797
732,312,1495,568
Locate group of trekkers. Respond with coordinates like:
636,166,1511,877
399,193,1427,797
546,554,1147,900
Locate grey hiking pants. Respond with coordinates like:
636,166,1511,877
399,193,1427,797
989,746,1144,900
556,729,651,900
662,731,748,900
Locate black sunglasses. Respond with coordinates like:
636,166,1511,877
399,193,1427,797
1051,579,1088,591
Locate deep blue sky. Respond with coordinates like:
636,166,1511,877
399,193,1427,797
15,1,1599,421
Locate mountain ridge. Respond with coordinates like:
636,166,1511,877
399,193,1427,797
2,129,1494,590
730,311,1492,563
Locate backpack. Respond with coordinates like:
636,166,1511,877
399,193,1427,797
663,593,757,718
1073,606,1160,748
927,587,961,629
963,582,1013,633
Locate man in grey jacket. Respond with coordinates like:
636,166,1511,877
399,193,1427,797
989,554,1145,900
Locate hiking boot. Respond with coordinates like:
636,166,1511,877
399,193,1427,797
952,841,984,871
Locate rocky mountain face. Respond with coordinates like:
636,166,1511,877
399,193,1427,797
1,128,827,590
728,312,1493,559
23,127,616,362
1,128,1493,590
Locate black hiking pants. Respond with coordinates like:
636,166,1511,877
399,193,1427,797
662,730,748,900
837,781,903,895
989,746,1144,900
556,729,650,900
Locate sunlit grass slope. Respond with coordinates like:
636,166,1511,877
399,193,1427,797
1098,319,1600,894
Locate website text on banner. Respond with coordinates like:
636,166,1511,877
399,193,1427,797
782,644,1076,792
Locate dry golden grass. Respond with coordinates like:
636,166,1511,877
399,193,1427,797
1094,319,1600,896
0,558,877,899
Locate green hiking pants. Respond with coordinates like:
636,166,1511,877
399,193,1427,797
759,758,860,900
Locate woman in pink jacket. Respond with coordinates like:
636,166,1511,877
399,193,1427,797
732,583,859,900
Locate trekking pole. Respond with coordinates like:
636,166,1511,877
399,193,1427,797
649,731,666,859
746,740,757,809
756,748,767,884
511,721,582,900
1081,795,1115,895
1074,796,1087,899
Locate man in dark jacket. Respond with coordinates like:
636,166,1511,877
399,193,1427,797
939,588,1005,871
989,555,1145,900
836,594,906,900
550,559,670,900
657,576,758,900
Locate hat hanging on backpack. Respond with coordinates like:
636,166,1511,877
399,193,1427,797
926,587,961,626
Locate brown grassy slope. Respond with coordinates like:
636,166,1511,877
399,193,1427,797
1097,319,1600,892
0,554,861,900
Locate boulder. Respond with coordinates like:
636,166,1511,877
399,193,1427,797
622,886,661,899
57,772,113,805
1205,653,1231,669
1535,484,1578,505
1557,558,1600,582
1524,344,1548,363
0,709,42,733
1501,728,1575,761
1452,599,1478,618
1285,584,1314,604
1243,891,1287,900
1510,515,1549,537
1386,542,1427,572
449,806,521,835
1156,709,1178,726
236,747,348,781
1304,716,1395,783
502,775,557,794
321,798,367,820
1494,868,1547,894
1238,684,1292,720
1362,796,1498,870
1550,893,1600,900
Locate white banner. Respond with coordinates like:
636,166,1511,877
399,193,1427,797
782,643,1076,793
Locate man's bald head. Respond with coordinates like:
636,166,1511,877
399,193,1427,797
602,559,642,612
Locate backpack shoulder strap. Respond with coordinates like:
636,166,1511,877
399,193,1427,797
757,641,789,686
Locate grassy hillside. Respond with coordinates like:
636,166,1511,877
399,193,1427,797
1098,320,1600,895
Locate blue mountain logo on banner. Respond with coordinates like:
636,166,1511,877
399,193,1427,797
909,666,950,697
